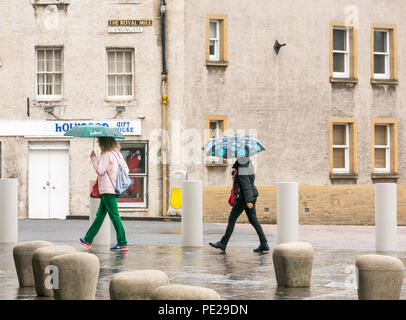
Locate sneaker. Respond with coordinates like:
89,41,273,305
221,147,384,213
253,243,270,253
110,245,128,251
79,238,91,249
209,241,226,252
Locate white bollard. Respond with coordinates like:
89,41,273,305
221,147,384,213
375,183,397,251
89,181,111,246
0,179,18,243
181,180,203,247
277,182,299,245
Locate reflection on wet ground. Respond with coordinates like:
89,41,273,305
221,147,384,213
1,220,406,300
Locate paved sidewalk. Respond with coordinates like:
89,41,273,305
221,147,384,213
1,220,406,300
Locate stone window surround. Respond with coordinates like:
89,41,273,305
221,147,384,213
370,24,398,85
329,21,358,85
371,118,399,180
206,14,229,67
329,118,358,180
205,115,228,167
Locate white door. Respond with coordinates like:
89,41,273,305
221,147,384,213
28,142,69,219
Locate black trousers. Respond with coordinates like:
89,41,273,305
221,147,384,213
221,198,268,245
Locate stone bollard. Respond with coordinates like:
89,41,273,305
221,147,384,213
272,242,314,288
13,241,54,287
152,284,221,300
181,180,203,247
356,254,404,300
32,245,76,297
110,270,169,300
0,178,18,243
50,252,100,300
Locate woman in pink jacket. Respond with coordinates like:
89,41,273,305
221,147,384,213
79,137,129,251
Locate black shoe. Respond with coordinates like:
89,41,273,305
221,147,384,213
209,241,226,252
253,243,270,253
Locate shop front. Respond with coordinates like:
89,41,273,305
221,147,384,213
0,119,145,219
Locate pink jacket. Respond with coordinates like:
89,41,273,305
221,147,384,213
91,151,130,195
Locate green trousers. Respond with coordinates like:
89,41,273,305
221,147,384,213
84,194,127,246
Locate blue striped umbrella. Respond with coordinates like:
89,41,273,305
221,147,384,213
202,134,265,159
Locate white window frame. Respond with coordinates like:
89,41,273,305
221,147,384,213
210,120,222,139
118,142,148,208
36,48,63,100
373,29,390,80
209,20,220,61
333,27,350,78
374,124,391,173
333,124,350,173
208,120,224,163
106,49,134,100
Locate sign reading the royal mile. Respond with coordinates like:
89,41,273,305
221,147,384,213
108,19,153,33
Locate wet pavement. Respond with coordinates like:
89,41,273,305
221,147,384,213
1,220,406,300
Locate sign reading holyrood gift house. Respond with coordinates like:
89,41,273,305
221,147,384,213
107,19,153,33
0,120,142,137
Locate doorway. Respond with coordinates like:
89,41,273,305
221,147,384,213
28,141,69,219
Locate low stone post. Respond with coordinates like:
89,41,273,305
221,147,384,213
110,270,169,300
272,242,314,288
50,252,100,300
13,241,54,287
356,254,404,300
152,284,220,300
32,245,76,297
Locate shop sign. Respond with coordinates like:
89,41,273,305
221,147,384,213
107,19,152,33
0,120,142,137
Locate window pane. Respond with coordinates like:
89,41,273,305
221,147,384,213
37,60,45,72
54,50,61,60
210,21,217,39
333,148,345,168
54,74,62,85
37,84,44,95
55,60,62,72
120,143,146,174
116,51,123,62
116,60,123,73
333,29,346,51
46,84,52,95
333,53,346,73
125,51,132,62
374,31,387,53
54,84,61,95
210,121,218,139
333,125,346,145
117,85,124,96
375,148,386,168
125,61,132,73
375,126,388,146
37,50,45,61
46,74,53,85
108,51,115,63
46,50,54,72
209,40,215,55
374,55,386,74
37,74,45,85
125,75,132,95
117,177,145,203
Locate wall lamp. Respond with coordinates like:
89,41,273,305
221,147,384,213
44,105,54,113
274,40,287,55
116,105,126,112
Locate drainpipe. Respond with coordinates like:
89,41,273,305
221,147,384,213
160,0,169,216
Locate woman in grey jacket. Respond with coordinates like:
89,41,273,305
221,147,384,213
209,157,269,253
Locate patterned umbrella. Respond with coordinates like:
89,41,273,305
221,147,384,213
202,134,265,159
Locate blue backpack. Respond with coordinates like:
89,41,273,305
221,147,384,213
108,152,131,195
